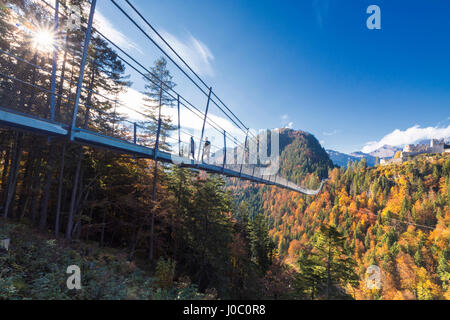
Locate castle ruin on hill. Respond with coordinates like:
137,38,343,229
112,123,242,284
380,139,450,165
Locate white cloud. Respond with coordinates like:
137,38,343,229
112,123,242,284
116,88,147,120
362,125,450,153
115,87,246,149
280,114,293,129
94,10,143,54
323,129,339,136
157,30,215,77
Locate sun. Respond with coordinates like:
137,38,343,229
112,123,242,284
32,27,56,52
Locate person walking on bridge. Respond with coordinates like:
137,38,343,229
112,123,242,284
202,137,211,163
190,136,195,160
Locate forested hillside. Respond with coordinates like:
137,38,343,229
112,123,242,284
0,0,448,301
278,129,333,186
233,128,334,220
235,154,450,299
0,0,294,299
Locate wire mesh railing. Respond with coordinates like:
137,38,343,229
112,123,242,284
0,0,325,195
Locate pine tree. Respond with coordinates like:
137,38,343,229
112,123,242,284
313,225,358,299
295,248,326,299
248,213,274,274
437,249,450,291
142,57,176,150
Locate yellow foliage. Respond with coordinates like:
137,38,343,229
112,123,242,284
415,267,442,300
287,239,302,258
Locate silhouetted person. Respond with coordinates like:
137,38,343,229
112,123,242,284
190,136,195,160
202,137,211,163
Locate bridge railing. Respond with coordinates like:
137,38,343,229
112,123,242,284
0,0,251,160
0,1,258,169
0,0,324,195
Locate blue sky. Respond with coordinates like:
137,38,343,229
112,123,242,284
95,0,450,154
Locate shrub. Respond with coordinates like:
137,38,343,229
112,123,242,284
155,257,176,290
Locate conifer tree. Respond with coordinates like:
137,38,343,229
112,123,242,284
142,57,176,150
313,225,358,299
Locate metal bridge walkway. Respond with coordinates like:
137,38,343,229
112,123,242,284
0,0,328,196
0,107,326,195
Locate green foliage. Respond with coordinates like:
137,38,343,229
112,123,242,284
155,257,176,290
295,225,358,299
141,56,176,150
278,129,334,185
0,221,206,300
437,249,450,290
295,249,326,299
238,151,450,299
248,214,274,274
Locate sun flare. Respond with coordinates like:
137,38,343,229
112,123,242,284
32,28,55,52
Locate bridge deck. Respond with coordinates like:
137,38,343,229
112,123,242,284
0,107,325,195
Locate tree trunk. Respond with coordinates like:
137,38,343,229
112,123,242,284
55,143,66,237
149,160,157,260
55,35,69,122
74,183,90,241
16,139,37,219
312,279,315,300
85,206,94,241
73,168,85,240
66,149,82,240
129,224,142,261
0,140,11,202
173,180,182,261
3,132,22,219
0,132,11,191
325,239,332,299
39,143,57,231
29,151,44,225
66,55,97,240
25,55,39,113
100,208,106,247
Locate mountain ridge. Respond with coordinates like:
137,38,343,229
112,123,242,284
326,150,377,167
277,128,334,185
327,145,405,167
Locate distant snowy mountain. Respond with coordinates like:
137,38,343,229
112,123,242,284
349,151,377,165
324,127,450,168
326,142,443,168
326,150,376,167
368,145,402,158
327,144,403,167
326,150,354,167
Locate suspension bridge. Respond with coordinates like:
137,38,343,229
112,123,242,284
0,0,327,196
